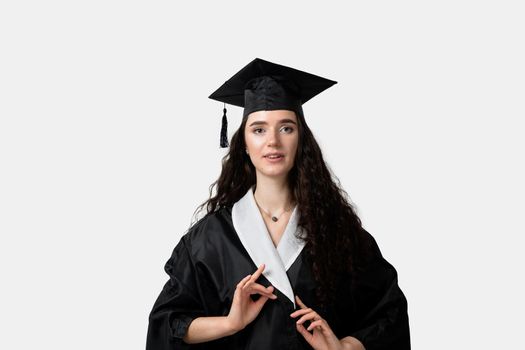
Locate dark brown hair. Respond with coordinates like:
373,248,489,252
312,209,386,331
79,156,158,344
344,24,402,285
193,109,369,309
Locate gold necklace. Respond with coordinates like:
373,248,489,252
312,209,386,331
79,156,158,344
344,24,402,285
254,196,294,222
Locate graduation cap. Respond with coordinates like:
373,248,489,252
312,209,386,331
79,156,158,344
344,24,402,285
208,58,337,148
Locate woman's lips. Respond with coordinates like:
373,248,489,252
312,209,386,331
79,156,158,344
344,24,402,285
264,155,284,162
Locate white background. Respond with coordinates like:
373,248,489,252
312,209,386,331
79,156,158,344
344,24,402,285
1,1,524,349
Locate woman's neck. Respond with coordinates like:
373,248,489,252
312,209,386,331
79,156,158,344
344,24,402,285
253,177,294,213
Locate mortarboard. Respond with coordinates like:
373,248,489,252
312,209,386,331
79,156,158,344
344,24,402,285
208,58,337,148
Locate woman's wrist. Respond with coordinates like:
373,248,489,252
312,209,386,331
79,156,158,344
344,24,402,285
223,316,242,335
183,316,239,344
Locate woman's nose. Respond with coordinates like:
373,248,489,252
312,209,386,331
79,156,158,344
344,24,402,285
267,129,280,146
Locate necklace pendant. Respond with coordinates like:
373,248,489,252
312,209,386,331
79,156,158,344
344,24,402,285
271,216,278,222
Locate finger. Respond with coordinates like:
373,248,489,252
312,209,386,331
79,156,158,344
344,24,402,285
247,288,276,299
244,284,277,299
295,312,320,326
242,279,268,291
246,283,274,294
236,274,252,289
307,319,336,343
243,264,266,290
251,264,266,281
242,281,273,294
243,282,274,291
307,319,326,332
253,292,272,309
290,307,313,318
295,295,307,309
295,323,314,345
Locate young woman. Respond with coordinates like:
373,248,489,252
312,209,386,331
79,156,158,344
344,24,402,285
146,58,411,350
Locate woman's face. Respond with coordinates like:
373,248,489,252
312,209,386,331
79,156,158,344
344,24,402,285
244,109,299,180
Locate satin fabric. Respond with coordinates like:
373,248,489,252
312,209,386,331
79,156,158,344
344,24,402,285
242,75,304,118
146,205,410,349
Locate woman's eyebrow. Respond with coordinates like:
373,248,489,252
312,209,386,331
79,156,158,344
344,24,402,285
248,119,297,127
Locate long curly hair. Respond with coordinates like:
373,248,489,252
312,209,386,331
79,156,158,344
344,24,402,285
193,109,370,309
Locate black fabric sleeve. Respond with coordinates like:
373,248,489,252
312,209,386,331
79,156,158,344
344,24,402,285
146,236,207,350
347,230,411,350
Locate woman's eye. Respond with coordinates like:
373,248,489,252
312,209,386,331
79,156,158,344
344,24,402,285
253,126,293,134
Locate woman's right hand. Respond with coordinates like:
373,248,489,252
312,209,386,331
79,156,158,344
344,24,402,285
226,264,277,333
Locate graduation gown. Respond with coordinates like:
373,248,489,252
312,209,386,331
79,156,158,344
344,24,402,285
146,188,410,349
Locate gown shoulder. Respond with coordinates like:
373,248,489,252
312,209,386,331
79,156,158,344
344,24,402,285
181,206,234,246
146,206,234,350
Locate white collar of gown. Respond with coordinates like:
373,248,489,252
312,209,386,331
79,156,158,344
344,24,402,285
231,186,306,307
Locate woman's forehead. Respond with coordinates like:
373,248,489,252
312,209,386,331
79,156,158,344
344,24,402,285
246,110,297,124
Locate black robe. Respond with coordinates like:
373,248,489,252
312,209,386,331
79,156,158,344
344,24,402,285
146,188,410,349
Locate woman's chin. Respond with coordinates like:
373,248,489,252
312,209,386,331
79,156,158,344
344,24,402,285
257,167,290,179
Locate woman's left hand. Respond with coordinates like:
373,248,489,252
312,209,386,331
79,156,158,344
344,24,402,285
290,295,344,350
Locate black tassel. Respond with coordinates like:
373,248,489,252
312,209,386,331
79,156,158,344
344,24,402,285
220,106,229,148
